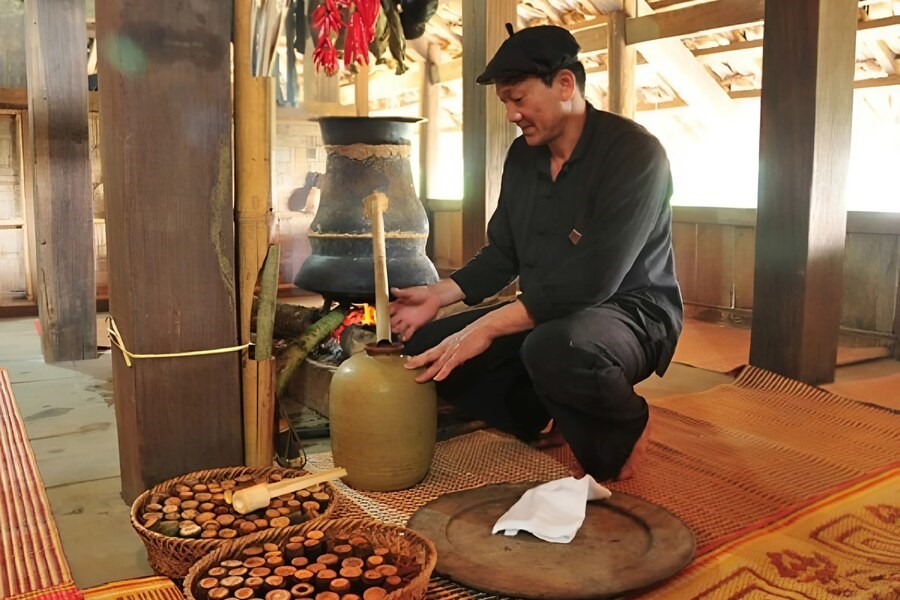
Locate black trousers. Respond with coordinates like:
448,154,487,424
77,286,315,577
404,301,663,481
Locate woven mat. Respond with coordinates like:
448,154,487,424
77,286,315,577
0,369,80,600
81,576,181,600
672,318,891,374
823,373,900,411
309,366,899,599
642,467,900,599
548,365,900,556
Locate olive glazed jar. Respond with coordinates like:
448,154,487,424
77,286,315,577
329,342,437,491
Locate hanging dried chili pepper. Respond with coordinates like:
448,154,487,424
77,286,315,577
311,0,381,75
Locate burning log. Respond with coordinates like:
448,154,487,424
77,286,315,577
276,309,345,398
252,299,322,340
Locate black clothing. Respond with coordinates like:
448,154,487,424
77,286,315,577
451,104,682,375
409,104,682,480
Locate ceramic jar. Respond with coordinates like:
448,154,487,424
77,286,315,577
329,342,437,491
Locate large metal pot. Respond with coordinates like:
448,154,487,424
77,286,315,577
294,116,439,303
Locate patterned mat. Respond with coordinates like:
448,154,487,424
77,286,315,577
81,576,181,600
672,318,891,374
641,467,900,599
824,372,900,411
552,365,900,555
0,368,80,600
309,365,899,599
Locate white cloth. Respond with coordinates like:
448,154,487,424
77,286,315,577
491,476,612,544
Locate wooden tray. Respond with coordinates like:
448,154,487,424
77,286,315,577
407,482,695,599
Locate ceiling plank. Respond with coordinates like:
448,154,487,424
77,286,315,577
630,0,735,121
868,39,898,75
628,0,764,45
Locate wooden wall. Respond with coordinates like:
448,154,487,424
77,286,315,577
673,207,899,340
432,205,900,345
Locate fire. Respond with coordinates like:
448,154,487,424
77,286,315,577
332,304,377,339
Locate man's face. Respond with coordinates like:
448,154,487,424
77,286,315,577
495,75,567,146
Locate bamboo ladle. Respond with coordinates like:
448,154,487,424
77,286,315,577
363,192,391,342
227,467,347,515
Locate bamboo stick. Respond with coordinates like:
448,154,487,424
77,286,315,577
363,192,391,343
236,0,275,466
255,244,281,361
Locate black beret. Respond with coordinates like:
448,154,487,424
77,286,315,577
476,24,582,85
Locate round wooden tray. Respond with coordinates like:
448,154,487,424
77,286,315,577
407,482,695,599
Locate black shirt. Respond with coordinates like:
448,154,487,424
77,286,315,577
451,103,683,374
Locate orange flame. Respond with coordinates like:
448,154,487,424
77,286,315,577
332,304,377,339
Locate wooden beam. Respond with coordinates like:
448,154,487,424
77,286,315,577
15,111,36,301
628,0,764,45
749,0,858,385
24,0,96,362
97,0,243,501
869,39,898,75
632,0,735,122
607,0,637,117
461,0,518,263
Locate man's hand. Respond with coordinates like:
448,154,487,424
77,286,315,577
389,279,466,342
389,286,442,342
404,325,493,383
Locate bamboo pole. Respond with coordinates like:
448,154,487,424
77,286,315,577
363,192,391,343
235,0,276,466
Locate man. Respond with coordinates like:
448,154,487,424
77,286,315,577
389,24,682,481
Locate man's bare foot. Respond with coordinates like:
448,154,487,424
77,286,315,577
616,411,653,481
530,419,567,449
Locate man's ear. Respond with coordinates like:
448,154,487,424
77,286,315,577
556,69,577,101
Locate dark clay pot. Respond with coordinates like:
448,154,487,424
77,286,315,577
294,117,439,303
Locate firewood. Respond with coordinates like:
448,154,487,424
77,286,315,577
275,309,345,398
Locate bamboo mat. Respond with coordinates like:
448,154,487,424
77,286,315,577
306,364,900,599
643,467,900,599
672,318,891,374
823,373,900,411
81,576,182,600
0,369,81,600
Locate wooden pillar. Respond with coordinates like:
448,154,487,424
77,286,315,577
97,0,243,500
24,0,96,362
461,0,518,262
354,64,369,117
607,0,636,118
420,41,441,260
749,0,858,385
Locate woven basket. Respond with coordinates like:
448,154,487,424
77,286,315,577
130,466,339,579
183,516,437,600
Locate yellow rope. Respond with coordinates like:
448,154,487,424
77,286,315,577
106,316,250,367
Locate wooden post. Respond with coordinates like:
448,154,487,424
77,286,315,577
235,0,277,467
355,64,369,117
461,0,518,262
97,0,243,500
420,41,441,260
607,0,636,118
749,0,858,384
24,0,96,362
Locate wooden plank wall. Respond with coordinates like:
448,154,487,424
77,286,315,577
436,207,900,346
672,210,900,339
